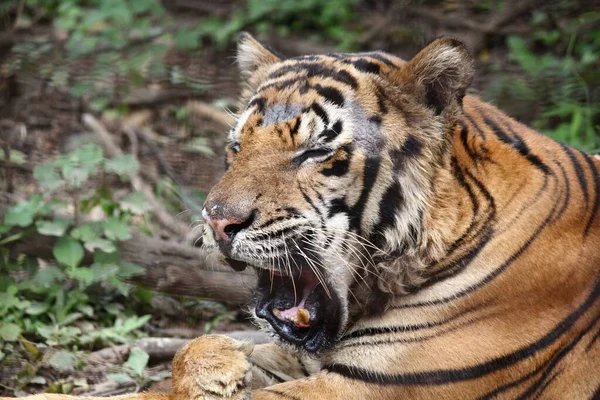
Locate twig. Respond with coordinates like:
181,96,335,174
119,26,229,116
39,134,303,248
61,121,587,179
82,114,189,237
1,145,13,193
187,101,236,128
0,160,31,173
12,0,25,31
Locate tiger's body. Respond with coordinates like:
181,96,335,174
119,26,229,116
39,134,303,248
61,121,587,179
7,34,600,400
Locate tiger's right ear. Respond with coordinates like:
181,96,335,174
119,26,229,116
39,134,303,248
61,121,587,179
237,32,281,88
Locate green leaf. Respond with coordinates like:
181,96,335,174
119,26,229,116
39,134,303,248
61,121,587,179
103,217,131,241
48,350,77,372
53,237,85,269
34,165,63,192
93,249,120,264
33,266,65,287
90,263,119,281
83,238,117,253
68,267,94,286
71,224,99,242
61,163,92,188
127,347,149,377
25,302,50,316
36,218,71,237
4,194,43,227
106,373,133,384
120,192,151,214
174,27,200,50
0,322,22,341
77,304,94,317
29,376,47,385
104,155,139,178
118,262,145,278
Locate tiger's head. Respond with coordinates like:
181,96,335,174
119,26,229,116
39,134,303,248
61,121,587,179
202,33,474,352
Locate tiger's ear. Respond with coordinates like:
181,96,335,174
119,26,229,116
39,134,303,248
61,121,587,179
237,32,281,87
401,38,474,116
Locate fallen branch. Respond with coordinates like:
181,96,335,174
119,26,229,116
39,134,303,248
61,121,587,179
88,331,270,364
0,159,33,172
187,101,236,128
82,114,189,237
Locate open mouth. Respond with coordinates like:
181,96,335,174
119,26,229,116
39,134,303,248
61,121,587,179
252,267,341,353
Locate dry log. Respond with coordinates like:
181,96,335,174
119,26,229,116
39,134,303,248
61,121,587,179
8,231,255,305
88,331,271,364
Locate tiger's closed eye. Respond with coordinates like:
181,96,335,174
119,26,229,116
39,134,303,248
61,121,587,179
293,149,335,165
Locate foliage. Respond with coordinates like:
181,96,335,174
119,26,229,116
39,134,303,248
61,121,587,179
181,0,361,51
0,143,155,395
484,10,600,152
3,0,209,113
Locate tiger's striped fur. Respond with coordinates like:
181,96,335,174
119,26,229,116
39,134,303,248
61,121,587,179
10,33,600,400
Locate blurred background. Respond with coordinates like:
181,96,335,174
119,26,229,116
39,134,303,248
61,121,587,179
0,0,598,396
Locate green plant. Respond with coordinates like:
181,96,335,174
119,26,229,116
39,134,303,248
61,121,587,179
0,143,156,394
3,0,209,114
191,0,361,50
485,10,600,152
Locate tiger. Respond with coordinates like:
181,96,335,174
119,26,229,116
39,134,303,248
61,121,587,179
6,32,600,400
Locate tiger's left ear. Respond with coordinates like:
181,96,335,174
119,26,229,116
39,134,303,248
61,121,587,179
237,32,282,89
400,38,474,116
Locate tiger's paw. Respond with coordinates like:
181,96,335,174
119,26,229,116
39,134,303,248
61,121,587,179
171,335,254,400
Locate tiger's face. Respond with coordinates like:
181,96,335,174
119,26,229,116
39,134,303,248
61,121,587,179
202,33,473,352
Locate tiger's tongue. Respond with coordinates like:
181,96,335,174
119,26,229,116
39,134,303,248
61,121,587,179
272,271,319,325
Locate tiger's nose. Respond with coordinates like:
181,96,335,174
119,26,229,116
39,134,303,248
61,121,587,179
202,208,253,242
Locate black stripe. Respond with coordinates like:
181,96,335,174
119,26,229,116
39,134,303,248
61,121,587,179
259,77,299,92
253,364,286,383
399,172,556,309
518,313,600,399
341,306,478,340
349,157,381,232
298,358,311,377
320,120,342,143
259,216,288,229
585,325,600,351
580,151,600,235
321,158,349,177
375,85,388,114
592,383,600,400
268,62,358,89
329,268,600,386
340,313,490,349
484,116,550,175
310,102,329,126
370,180,402,247
345,59,380,74
426,159,496,283
357,52,395,66
560,143,589,207
289,117,301,136
551,160,571,224
315,84,345,107
247,97,266,113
